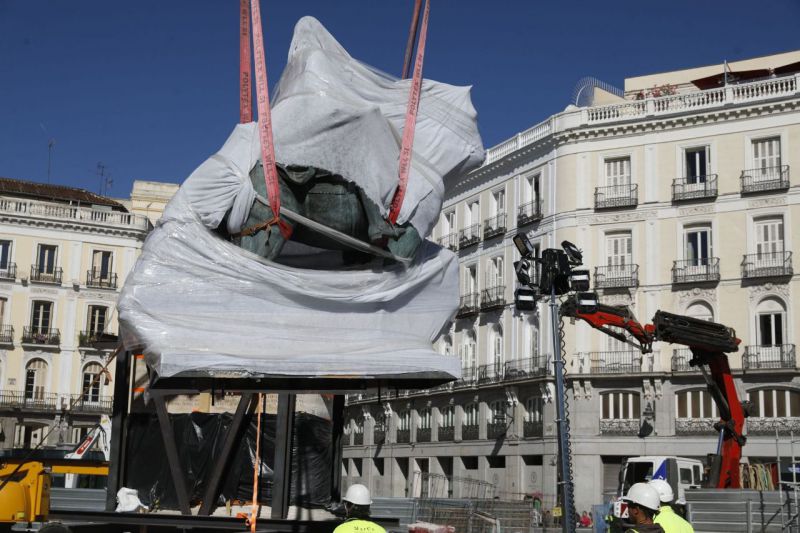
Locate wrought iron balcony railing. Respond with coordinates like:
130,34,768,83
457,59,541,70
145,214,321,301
589,351,641,374
0,325,13,344
438,426,454,442
595,184,638,209
22,327,60,346
0,390,59,411
456,366,478,388
504,355,551,380
456,293,480,318
417,428,431,443
483,213,507,239
459,224,481,248
740,165,790,193
671,349,698,372
86,269,118,289
353,432,363,445
437,232,458,252
79,330,108,348
0,262,16,281
517,200,542,226
480,285,505,311
672,175,718,201
594,264,639,289
743,345,796,370
672,258,720,284
396,429,410,443
523,420,544,439
741,251,793,278
477,362,505,384
462,425,479,440
487,422,507,439
30,266,62,284
69,394,113,414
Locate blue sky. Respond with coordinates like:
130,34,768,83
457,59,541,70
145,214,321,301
1,0,798,198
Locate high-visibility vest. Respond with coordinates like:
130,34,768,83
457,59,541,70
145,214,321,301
654,505,694,533
333,518,387,533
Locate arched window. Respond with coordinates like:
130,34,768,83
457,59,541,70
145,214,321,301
489,400,507,423
440,406,455,429
419,409,431,430
525,397,543,423
747,389,800,418
601,391,640,420
24,359,48,400
756,298,786,347
676,389,718,419
464,403,479,427
686,301,713,322
82,362,103,403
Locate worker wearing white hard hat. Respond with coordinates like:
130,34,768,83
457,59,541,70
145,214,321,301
648,480,694,533
333,484,386,533
621,483,665,533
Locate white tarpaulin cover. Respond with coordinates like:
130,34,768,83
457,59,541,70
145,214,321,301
117,16,484,380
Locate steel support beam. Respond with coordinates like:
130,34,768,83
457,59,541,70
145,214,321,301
329,395,345,503
271,393,296,519
106,350,131,512
154,394,192,515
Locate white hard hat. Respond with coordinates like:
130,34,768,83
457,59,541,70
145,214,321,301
623,482,660,511
343,484,372,506
648,479,674,503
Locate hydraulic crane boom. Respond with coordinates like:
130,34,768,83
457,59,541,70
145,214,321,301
561,296,746,488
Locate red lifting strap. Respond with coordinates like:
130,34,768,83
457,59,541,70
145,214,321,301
239,0,252,124
388,0,430,225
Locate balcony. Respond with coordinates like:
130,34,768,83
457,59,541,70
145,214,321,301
462,425,479,440
487,422,507,439
504,356,551,381
594,264,639,289
79,330,107,348
741,252,793,278
740,165,790,194
595,184,638,209
675,418,717,435
437,233,459,252
747,417,800,436
455,366,478,388
672,175,718,201
671,349,698,372
743,345,796,370
599,419,639,435
30,266,62,285
589,351,641,374
417,428,431,443
517,200,542,226
374,428,385,445
0,325,13,345
456,293,480,319
86,269,118,289
0,196,152,231
0,390,59,411
438,426,454,442
353,432,363,446
22,327,60,346
69,394,113,414
477,363,505,385
480,285,505,311
0,262,16,281
396,429,410,443
483,214,506,240
459,224,481,249
672,258,720,284
524,420,543,439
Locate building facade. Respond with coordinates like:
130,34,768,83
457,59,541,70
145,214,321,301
0,178,176,450
343,51,800,511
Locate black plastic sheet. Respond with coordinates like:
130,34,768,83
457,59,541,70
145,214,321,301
124,411,332,510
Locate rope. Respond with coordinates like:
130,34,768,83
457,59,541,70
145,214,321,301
250,393,263,532
401,0,422,79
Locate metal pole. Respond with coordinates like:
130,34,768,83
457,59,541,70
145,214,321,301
550,286,575,533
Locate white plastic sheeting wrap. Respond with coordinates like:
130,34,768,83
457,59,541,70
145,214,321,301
117,16,483,381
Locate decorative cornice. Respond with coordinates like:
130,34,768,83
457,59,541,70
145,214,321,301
747,417,800,435
677,287,717,304
676,417,717,435
748,282,790,301
600,418,639,435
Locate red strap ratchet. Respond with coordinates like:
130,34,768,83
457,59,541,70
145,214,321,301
249,0,282,223
388,0,430,225
239,0,252,123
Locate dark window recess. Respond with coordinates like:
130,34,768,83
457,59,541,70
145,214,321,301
462,456,479,470
373,458,385,476
522,455,543,466
685,147,708,181
352,458,362,477
487,456,506,469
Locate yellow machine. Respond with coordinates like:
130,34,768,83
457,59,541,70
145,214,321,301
0,457,108,523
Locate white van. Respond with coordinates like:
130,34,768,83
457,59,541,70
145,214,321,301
613,456,704,518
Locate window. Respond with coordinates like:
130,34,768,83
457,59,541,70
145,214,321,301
676,389,718,419
86,306,108,335
685,226,712,265
752,137,781,177
0,240,11,270
680,468,693,484
747,389,800,418
525,397,543,423
491,328,503,369
522,173,541,204
464,200,480,227
442,211,455,235
441,406,455,428
398,411,411,431
419,409,431,430
463,264,477,295
24,359,48,400
492,189,505,216
757,298,786,347
490,400,506,423
92,250,113,280
82,362,102,402
606,232,632,268
755,218,784,257
0,297,6,324
605,157,631,187
684,147,710,182
601,392,640,419
526,324,539,359
464,403,479,426
460,331,477,372
686,302,713,322
486,256,504,288
439,336,452,356
37,244,57,274
30,301,53,332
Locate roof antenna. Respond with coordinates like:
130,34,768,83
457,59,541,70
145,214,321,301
96,162,113,196
47,139,55,183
